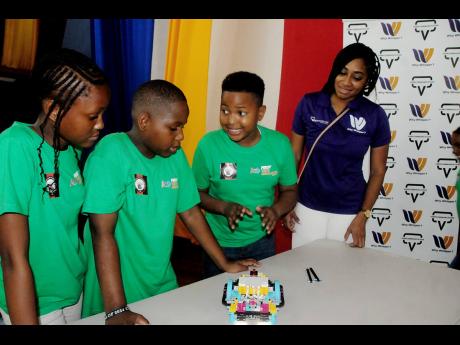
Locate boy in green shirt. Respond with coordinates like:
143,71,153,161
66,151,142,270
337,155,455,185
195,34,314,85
82,79,258,325
0,48,110,324
192,71,297,278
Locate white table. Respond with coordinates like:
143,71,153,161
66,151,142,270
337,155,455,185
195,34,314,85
73,239,460,325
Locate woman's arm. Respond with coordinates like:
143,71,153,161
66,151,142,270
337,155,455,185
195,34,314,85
290,131,305,170
0,213,38,324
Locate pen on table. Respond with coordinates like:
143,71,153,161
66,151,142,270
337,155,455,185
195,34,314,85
310,267,320,282
305,268,313,283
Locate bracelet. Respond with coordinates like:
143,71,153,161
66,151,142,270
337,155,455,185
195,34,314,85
105,305,130,320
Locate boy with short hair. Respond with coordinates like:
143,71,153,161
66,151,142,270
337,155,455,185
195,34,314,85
81,79,258,325
192,71,297,278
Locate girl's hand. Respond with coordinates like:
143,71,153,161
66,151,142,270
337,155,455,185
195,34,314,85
223,202,252,231
283,210,300,232
256,206,279,234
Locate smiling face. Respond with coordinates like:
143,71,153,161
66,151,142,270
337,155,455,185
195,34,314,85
57,83,110,149
333,58,368,103
139,100,189,158
219,91,266,147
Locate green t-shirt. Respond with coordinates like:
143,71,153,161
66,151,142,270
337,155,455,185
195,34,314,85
0,122,87,316
81,133,199,317
192,125,297,247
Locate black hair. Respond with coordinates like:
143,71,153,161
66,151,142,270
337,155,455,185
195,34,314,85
454,127,460,135
132,79,187,116
33,48,107,196
322,42,380,97
221,71,265,107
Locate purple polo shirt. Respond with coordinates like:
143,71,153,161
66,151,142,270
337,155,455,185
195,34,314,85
292,91,390,214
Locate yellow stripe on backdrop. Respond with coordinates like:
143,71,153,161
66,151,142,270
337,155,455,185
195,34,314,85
165,19,212,164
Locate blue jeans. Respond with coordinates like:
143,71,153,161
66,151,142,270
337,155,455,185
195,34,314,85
203,234,275,278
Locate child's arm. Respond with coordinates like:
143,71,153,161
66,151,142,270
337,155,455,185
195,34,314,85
179,205,260,272
88,213,149,325
256,184,297,234
0,213,38,324
198,188,252,231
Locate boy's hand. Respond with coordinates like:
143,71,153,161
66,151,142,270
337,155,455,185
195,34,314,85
105,310,150,325
223,202,252,231
283,210,300,232
222,258,261,273
256,206,279,234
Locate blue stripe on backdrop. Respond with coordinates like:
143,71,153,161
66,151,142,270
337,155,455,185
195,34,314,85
90,19,154,136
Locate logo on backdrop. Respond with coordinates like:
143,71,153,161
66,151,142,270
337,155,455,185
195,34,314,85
412,48,434,65
443,75,460,92
440,103,460,124
409,103,431,122
431,211,454,231
371,208,391,226
432,235,454,252
402,210,423,226
371,231,392,247
406,157,427,175
436,158,458,178
381,22,402,39
379,103,398,119
444,47,460,68
379,76,399,92
448,19,460,34
379,49,401,69
402,233,424,252
411,76,433,96
379,182,394,199
404,183,426,203
440,131,452,145
435,185,456,202
386,156,395,169
347,23,368,43
408,130,430,150
414,19,437,40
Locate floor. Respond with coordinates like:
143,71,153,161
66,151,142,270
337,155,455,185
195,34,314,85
170,236,204,287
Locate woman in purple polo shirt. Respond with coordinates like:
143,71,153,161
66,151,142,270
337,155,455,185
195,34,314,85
284,42,391,249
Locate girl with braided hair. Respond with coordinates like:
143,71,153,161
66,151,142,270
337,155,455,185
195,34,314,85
0,48,110,324
284,42,390,249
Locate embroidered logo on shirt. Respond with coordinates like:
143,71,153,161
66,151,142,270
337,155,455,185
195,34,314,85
348,115,367,133
45,173,59,198
250,166,278,176
161,178,179,189
134,174,148,195
69,171,83,187
250,167,261,174
310,116,329,125
220,163,237,180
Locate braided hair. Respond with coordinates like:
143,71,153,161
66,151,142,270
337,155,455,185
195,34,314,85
33,48,107,196
322,42,381,97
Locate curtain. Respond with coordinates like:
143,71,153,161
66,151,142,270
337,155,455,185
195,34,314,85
90,19,154,136
1,19,39,72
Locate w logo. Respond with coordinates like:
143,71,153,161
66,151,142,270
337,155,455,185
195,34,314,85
407,157,427,171
390,130,397,143
349,115,366,130
433,235,454,250
381,22,401,36
441,131,452,145
379,76,399,90
410,103,430,118
403,210,423,224
412,48,434,63
448,19,460,33
380,183,393,196
435,185,456,200
444,75,460,90
372,231,391,245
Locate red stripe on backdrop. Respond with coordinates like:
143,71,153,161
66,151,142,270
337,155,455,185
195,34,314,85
275,19,343,253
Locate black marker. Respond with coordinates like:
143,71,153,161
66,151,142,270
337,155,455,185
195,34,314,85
305,268,313,283
310,267,320,282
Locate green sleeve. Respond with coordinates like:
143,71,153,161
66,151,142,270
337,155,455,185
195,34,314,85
82,148,125,214
191,141,211,190
176,150,200,213
0,136,34,216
